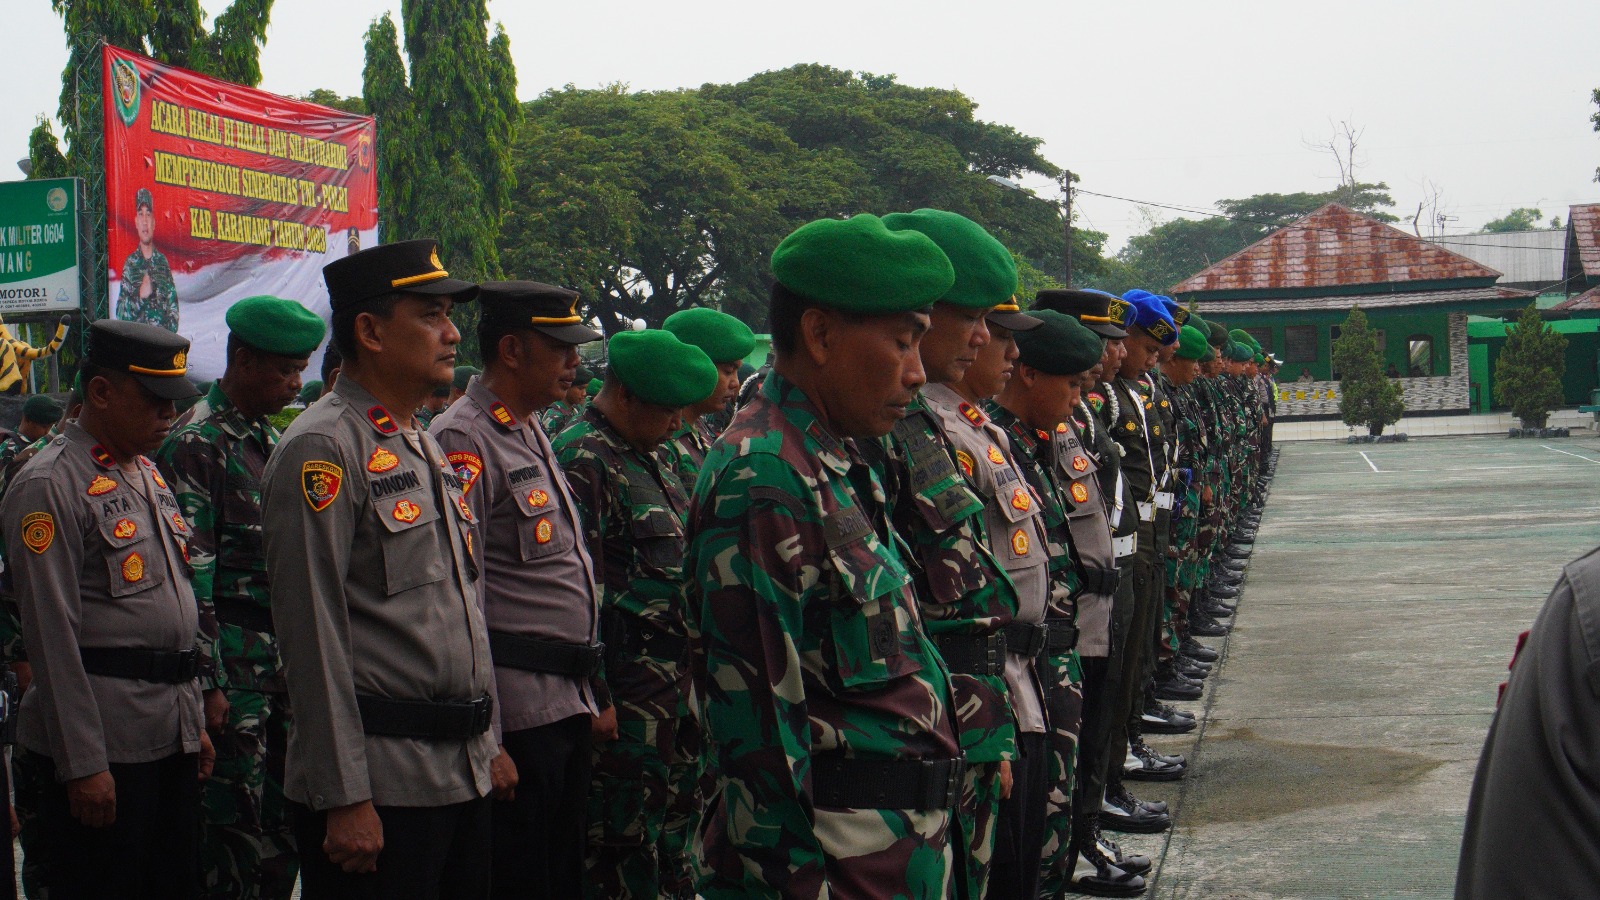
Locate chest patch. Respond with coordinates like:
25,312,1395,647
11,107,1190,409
986,445,1005,465
367,447,399,473
121,552,145,582
1011,487,1032,512
113,518,137,539
528,488,550,508
392,499,422,523
535,518,553,544
1072,455,1089,472
1071,482,1090,504
87,475,118,496
1011,529,1030,556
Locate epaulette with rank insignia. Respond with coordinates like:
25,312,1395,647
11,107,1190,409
959,402,986,427
90,445,115,469
490,402,515,428
366,406,398,435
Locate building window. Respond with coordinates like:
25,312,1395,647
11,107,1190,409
1283,325,1317,363
1407,335,1434,376
1245,327,1273,354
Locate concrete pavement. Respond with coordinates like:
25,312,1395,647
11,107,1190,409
1109,435,1600,899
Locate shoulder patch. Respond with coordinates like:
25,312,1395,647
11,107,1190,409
87,475,118,496
90,445,115,469
366,406,398,435
367,447,399,473
20,512,54,554
447,451,483,494
490,402,515,428
959,402,986,427
301,460,344,511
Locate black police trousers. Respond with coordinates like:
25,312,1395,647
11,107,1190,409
493,714,593,900
21,746,200,900
292,794,491,900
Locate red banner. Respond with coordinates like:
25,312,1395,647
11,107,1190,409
103,45,377,378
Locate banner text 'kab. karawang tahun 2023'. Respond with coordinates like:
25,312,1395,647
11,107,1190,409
103,44,377,379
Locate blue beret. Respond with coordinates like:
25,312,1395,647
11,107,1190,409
1126,291,1177,345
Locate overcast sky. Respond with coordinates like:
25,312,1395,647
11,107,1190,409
9,0,1599,253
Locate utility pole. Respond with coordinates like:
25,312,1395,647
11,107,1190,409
1060,170,1075,287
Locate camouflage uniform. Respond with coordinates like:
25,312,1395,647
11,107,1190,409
155,382,297,900
540,400,583,437
877,392,1020,899
553,408,697,900
117,248,180,332
686,372,962,900
659,416,717,492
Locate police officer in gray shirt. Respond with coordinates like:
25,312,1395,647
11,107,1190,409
3,319,213,899
261,239,511,899
429,281,605,900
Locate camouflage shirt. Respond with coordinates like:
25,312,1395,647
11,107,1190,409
539,400,583,437
687,372,961,900
154,382,274,692
116,248,179,332
659,415,717,493
552,406,691,719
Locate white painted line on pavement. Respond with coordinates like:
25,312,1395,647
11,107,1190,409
1542,445,1600,465
1359,451,1381,473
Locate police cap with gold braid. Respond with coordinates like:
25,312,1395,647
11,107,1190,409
1032,288,1128,339
86,319,200,400
322,239,479,310
479,281,603,344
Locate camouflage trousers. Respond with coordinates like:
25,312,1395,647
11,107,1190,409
1160,508,1203,660
661,715,703,898
957,761,1003,900
202,687,297,900
1037,649,1085,896
586,715,695,900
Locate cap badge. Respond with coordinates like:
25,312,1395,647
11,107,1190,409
21,512,54,554
121,552,145,583
367,448,400,473
447,451,483,494
1071,482,1090,504
172,350,187,369
1011,529,1030,556
392,499,422,523
87,475,118,496
301,460,343,512
366,406,398,435
429,247,443,271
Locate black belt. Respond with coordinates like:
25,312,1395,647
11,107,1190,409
214,597,274,635
1041,620,1078,655
1077,564,1122,596
603,611,688,662
80,646,200,684
355,693,494,740
1003,621,1049,658
811,754,966,811
488,631,604,678
932,632,1006,676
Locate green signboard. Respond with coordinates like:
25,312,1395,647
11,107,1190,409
0,178,80,315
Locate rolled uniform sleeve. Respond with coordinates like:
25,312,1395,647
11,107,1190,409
3,474,102,780
261,432,369,809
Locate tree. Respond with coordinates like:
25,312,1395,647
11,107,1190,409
1494,303,1568,429
1332,306,1403,436
363,3,519,363
1480,208,1547,233
291,90,366,115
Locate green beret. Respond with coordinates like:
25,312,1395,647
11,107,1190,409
453,365,480,391
1229,329,1260,353
21,394,62,425
226,296,326,358
1013,309,1103,376
1253,352,1266,364
1206,321,1229,348
586,378,602,398
1226,341,1254,363
1175,325,1210,362
881,209,1017,309
298,380,323,403
1188,312,1208,336
607,331,718,407
770,214,954,314
663,308,756,364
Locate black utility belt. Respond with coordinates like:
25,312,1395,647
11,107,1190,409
488,631,604,679
214,597,274,636
1076,564,1122,597
934,621,1078,676
602,612,688,662
811,754,966,811
80,646,200,684
356,693,494,741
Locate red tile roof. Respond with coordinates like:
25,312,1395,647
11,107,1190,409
1171,204,1503,296
1568,204,1600,280
1549,284,1600,313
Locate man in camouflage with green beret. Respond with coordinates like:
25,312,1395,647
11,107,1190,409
660,308,755,490
156,295,326,900
874,208,1052,900
552,330,717,900
117,187,180,332
539,366,593,436
686,214,963,899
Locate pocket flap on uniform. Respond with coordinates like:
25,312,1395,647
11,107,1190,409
629,508,682,540
98,512,153,549
373,490,441,533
